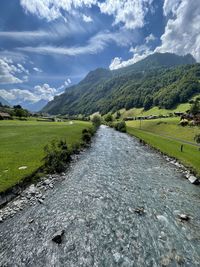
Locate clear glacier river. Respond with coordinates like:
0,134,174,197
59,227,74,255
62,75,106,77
0,126,200,266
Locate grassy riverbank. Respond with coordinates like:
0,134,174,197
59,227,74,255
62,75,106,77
0,120,92,192
126,118,200,176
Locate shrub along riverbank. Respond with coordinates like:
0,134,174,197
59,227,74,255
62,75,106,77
126,118,200,177
0,120,94,193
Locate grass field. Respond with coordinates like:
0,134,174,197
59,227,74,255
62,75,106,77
126,117,200,143
0,120,92,192
126,118,200,176
120,103,191,118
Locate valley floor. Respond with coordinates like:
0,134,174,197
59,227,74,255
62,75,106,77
126,117,200,176
0,119,92,192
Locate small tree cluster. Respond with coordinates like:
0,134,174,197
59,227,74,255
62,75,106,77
91,115,101,128
114,121,126,132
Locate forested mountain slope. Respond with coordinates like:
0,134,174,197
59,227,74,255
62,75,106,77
42,53,200,115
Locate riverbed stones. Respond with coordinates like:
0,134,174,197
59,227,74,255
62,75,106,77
43,179,50,186
52,230,65,244
38,199,44,204
188,175,199,185
28,184,37,195
134,207,145,215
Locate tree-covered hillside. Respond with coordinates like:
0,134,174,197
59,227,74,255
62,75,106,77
42,53,200,115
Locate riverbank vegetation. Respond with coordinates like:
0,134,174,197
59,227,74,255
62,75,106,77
0,120,93,192
126,117,200,176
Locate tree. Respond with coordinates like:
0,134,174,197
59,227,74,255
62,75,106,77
13,105,22,109
143,96,153,110
91,115,101,127
190,99,200,115
14,108,28,118
104,113,113,122
115,111,121,119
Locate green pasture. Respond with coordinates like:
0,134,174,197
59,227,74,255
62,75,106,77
0,120,92,192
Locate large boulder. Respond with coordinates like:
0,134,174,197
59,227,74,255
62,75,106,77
188,176,199,185
52,230,65,244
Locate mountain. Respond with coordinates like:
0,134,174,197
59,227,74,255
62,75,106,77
20,99,48,112
0,96,10,106
42,53,199,115
113,53,196,76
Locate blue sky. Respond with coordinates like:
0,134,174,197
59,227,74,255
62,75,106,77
0,0,199,110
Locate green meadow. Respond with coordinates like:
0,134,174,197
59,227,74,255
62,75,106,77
119,103,191,119
126,118,200,176
0,120,92,192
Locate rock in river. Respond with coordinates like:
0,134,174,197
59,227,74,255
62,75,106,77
52,230,65,244
188,175,199,185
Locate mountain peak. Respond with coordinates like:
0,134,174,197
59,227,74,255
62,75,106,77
114,52,196,74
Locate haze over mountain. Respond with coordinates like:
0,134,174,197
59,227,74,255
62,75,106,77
0,96,10,107
42,52,199,115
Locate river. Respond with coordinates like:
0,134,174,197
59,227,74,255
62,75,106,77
0,126,200,266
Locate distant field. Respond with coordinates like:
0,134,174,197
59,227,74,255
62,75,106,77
126,118,200,176
0,120,92,192
126,117,200,143
120,103,191,118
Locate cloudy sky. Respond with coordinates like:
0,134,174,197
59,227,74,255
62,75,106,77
0,0,199,110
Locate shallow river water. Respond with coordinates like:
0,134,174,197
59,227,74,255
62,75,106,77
0,126,200,267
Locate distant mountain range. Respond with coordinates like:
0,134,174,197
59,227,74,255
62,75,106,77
0,96,10,107
42,52,199,115
20,99,48,112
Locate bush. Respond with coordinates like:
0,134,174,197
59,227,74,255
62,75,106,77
82,128,92,143
43,139,71,173
114,121,126,132
91,115,101,128
194,134,200,144
104,113,113,122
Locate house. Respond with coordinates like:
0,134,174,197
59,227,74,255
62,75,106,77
0,112,11,120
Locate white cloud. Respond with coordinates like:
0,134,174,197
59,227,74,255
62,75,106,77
109,44,153,70
156,0,200,61
99,0,153,30
145,33,156,43
163,0,181,16
0,20,86,43
0,58,25,84
33,67,43,73
20,0,97,21
57,79,72,91
0,89,39,102
17,30,136,56
0,83,60,105
19,0,153,30
82,14,93,22
0,31,49,39
34,84,57,101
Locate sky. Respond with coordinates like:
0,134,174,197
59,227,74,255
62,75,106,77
0,0,199,111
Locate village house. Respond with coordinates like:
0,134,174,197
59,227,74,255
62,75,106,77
0,112,11,120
